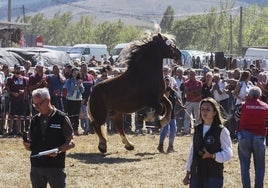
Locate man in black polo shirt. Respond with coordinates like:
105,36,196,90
23,87,75,188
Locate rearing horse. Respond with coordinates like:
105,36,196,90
88,33,181,153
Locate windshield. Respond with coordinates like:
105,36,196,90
112,48,123,56
69,47,84,54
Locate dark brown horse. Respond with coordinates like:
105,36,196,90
88,33,181,153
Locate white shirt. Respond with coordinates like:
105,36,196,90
235,81,254,105
165,75,178,91
212,80,229,101
186,125,233,172
175,77,184,99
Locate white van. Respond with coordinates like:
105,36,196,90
111,43,130,62
244,47,268,60
68,44,109,63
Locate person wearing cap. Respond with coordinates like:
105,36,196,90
63,67,84,136
73,58,81,67
19,66,31,132
29,61,47,92
23,60,33,76
19,66,26,76
200,66,210,83
29,61,48,115
5,64,28,136
63,63,72,79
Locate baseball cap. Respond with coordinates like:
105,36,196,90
65,63,72,68
36,61,44,67
14,64,20,69
202,66,210,73
20,66,26,72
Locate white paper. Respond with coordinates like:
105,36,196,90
31,148,59,158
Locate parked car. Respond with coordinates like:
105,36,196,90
68,44,109,63
111,43,130,62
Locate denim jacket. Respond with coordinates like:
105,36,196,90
64,78,85,101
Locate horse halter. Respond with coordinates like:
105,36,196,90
164,38,180,60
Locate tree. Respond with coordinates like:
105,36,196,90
68,15,95,45
160,6,175,33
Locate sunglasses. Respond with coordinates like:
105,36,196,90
33,98,47,109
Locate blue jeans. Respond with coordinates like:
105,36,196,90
238,130,266,188
190,176,223,188
159,119,177,146
80,118,90,133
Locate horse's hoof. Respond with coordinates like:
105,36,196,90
98,146,107,153
125,145,134,151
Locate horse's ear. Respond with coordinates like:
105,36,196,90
153,33,162,42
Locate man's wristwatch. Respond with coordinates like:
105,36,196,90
212,154,216,159
57,147,62,154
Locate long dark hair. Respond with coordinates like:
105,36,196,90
198,97,226,126
239,70,251,82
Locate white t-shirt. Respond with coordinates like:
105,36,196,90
212,80,229,101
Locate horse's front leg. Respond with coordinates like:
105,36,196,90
114,113,134,151
90,120,107,153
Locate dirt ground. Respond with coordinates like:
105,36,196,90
0,132,267,188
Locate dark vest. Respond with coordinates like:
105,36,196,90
191,123,224,178
30,110,66,168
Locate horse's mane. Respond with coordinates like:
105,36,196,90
118,33,175,68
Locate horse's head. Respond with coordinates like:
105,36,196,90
153,33,181,60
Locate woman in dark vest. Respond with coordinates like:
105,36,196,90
183,97,233,188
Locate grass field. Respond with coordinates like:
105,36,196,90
0,132,267,188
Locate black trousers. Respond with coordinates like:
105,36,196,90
66,99,81,131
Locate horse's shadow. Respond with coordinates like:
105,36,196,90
67,152,158,164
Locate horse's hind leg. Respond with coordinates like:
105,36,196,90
155,96,172,128
114,113,134,151
90,120,107,153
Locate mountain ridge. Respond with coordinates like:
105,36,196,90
0,0,266,27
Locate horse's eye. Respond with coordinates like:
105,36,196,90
165,39,172,46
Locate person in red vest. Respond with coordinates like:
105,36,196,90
235,86,268,188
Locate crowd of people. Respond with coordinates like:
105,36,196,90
1,55,268,187
0,58,124,137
